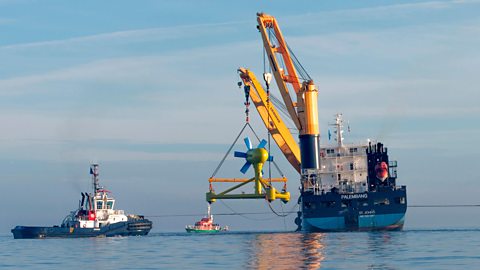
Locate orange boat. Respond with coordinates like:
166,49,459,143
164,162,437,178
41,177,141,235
185,205,228,233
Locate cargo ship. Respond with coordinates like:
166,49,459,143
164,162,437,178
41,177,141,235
235,13,407,232
11,164,152,239
295,114,407,231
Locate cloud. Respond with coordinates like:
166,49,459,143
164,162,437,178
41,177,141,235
0,20,249,51
2,1,479,164
383,129,480,152
0,17,15,25
284,0,480,24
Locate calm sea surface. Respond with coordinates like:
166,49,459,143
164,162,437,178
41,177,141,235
1,229,479,269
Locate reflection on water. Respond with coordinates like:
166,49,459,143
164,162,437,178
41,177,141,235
248,232,325,269
365,232,403,270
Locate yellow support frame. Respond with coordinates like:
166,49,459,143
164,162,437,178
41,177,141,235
206,176,290,203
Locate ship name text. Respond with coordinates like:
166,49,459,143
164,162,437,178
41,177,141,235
341,193,368,200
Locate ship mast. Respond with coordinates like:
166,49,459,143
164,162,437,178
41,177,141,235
90,163,100,194
329,113,344,147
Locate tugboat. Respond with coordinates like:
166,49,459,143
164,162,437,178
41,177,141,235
185,204,228,233
11,164,152,239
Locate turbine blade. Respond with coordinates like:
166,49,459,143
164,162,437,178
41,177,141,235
240,162,251,174
257,139,267,149
244,137,252,150
234,151,247,158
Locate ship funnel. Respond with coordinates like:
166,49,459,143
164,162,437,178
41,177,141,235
80,192,86,208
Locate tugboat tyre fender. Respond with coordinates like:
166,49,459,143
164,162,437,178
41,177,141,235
82,224,86,228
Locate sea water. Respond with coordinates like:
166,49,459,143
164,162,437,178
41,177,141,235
1,229,479,269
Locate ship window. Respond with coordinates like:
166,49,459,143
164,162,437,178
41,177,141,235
96,201,103,209
350,163,354,170
320,201,335,208
326,149,335,154
106,201,113,209
341,200,351,208
395,197,406,204
349,148,358,153
305,202,317,209
374,199,390,205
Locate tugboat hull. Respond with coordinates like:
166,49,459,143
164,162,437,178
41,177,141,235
11,219,152,239
185,228,222,233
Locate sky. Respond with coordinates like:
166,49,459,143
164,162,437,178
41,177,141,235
1,0,480,233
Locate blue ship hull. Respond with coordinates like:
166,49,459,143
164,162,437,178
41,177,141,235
297,186,407,232
11,219,152,239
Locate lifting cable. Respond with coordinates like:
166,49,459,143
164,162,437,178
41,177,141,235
409,204,480,208
264,44,273,184
268,28,311,82
210,122,249,178
145,204,480,218
267,200,299,218
218,199,280,221
210,121,275,178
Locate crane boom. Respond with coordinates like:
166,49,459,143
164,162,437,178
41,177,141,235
257,13,319,137
256,13,303,131
238,68,301,173
246,13,321,173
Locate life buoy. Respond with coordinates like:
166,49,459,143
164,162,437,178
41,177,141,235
82,224,86,228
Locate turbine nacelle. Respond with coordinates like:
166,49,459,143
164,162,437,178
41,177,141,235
234,137,273,174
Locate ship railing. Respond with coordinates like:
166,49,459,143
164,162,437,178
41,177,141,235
309,181,368,194
301,171,321,194
323,152,366,159
337,182,368,193
302,170,365,195
320,166,368,173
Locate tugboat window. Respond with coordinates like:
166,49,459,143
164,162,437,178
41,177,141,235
96,201,103,210
106,201,113,209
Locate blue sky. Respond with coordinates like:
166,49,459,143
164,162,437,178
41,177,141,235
1,0,480,233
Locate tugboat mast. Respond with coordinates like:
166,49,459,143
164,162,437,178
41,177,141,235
207,204,212,219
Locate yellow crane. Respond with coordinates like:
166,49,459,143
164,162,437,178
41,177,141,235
208,13,407,232
241,13,321,173
206,12,321,206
